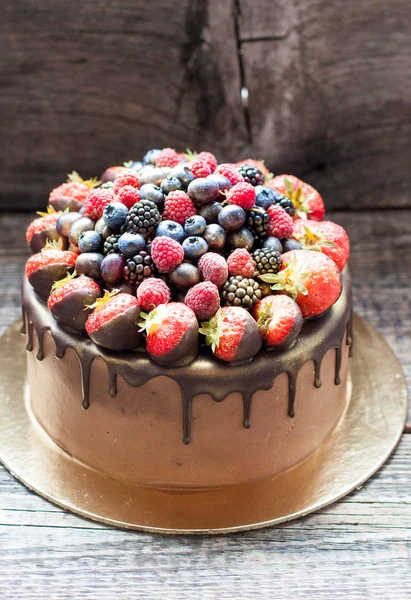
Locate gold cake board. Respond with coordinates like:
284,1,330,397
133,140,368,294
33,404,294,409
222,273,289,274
0,314,407,534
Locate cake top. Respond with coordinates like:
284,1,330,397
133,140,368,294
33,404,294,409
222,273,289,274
24,148,350,366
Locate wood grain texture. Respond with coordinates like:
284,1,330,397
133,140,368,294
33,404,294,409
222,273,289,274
2,0,411,211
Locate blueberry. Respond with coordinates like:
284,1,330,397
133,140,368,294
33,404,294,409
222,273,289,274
218,205,246,231
56,212,81,237
262,236,283,253
187,178,219,207
103,202,129,230
226,227,255,251
207,174,232,192
282,238,302,252
199,201,223,224
169,263,201,290
156,220,185,243
101,253,126,285
118,232,146,256
203,224,226,252
130,161,144,172
139,184,165,206
75,252,103,279
160,176,183,194
68,216,95,246
139,166,171,187
254,186,278,210
184,215,207,236
182,236,208,260
143,149,161,165
78,230,102,253
171,165,195,187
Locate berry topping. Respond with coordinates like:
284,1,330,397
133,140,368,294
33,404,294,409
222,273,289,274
237,164,264,187
124,250,156,286
245,206,270,239
267,205,294,239
227,249,255,277
125,199,161,237
252,295,303,349
155,148,182,169
187,178,220,207
198,252,228,288
83,188,115,220
103,202,129,230
252,248,282,276
115,185,141,209
185,281,220,319
221,275,262,309
151,236,184,273
136,278,171,311
226,182,256,210
196,151,218,172
292,220,350,271
103,234,121,255
259,249,342,319
268,175,325,221
113,171,140,193
214,164,244,186
162,190,197,225
199,306,262,364
188,158,212,179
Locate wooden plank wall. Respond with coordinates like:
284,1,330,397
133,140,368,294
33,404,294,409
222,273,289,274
2,0,411,210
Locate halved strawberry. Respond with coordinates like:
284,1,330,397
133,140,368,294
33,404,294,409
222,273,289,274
199,306,262,364
26,207,62,253
292,220,350,271
252,295,303,348
267,175,325,221
85,290,141,351
259,250,342,319
139,303,198,366
47,273,101,333
25,245,78,302
49,172,100,212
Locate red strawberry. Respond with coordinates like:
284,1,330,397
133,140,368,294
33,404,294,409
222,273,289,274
200,306,262,364
139,302,198,367
268,175,325,221
85,290,141,350
49,172,100,212
101,166,129,183
292,220,350,271
25,246,78,302
259,250,342,319
47,273,102,333
26,207,62,253
252,295,303,348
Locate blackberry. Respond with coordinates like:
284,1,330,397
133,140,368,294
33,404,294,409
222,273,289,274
221,276,262,309
252,248,282,276
269,189,295,217
123,250,156,286
238,164,264,187
245,207,270,239
103,234,121,255
125,200,161,237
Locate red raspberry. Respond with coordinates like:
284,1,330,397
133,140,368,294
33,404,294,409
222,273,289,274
116,185,141,209
227,249,256,277
162,191,197,225
136,278,171,310
197,151,217,172
198,252,228,288
214,164,244,186
189,158,212,179
226,182,256,210
151,236,184,273
185,282,220,320
267,205,294,238
83,188,115,220
113,171,140,193
156,148,182,169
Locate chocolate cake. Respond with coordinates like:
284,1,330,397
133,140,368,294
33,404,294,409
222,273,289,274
22,150,352,489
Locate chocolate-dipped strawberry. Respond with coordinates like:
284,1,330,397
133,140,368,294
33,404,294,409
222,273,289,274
26,207,62,253
25,245,78,302
85,290,141,351
199,306,262,365
139,303,198,367
252,295,303,349
48,172,100,212
47,273,101,333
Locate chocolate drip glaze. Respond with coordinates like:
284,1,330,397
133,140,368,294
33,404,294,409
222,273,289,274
22,271,353,444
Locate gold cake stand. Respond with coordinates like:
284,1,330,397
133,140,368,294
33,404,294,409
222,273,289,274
0,314,407,534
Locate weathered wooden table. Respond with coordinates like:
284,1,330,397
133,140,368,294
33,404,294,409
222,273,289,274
0,211,410,599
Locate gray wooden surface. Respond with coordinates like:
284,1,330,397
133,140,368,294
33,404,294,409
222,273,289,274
2,0,411,211
0,210,410,598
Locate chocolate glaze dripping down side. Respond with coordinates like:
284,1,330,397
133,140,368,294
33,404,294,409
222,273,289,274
22,270,353,444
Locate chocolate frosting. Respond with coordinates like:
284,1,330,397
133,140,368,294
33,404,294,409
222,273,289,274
22,271,353,444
